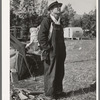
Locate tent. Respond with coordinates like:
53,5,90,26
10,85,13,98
10,34,38,80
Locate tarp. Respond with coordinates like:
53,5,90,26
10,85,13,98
10,34,33,80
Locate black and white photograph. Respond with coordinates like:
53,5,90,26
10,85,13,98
2,0,97,100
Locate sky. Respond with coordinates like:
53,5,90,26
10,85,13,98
48,0,96,15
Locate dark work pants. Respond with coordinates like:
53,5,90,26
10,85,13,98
44,51,65,96
44,24,66,96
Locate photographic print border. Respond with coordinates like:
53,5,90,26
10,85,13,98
2,0,10,99
0,0,2,100
2,0,99,100
98,0,100,99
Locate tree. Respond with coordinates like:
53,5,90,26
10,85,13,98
10,0,22,26
71,18,83,27
82,9,96,38
38,0,48,16
61,4,76,27
10,0,48,26
82,10,96,30
10,0,20,11
10,0,49,39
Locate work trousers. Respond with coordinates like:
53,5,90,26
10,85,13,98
44,24,66,96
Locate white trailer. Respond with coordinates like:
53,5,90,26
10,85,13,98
64,27,83,40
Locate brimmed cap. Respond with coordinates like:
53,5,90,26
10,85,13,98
48,1,62,11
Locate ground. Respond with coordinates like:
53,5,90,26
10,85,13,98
10,39,96,100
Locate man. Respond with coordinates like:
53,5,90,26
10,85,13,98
38,1,66,99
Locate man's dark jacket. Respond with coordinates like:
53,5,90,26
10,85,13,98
38,15,66,96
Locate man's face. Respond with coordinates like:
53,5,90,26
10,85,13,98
51,5,61,15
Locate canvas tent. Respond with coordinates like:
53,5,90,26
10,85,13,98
64,27,83,39
10,34,37,80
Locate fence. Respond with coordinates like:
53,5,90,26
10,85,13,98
10,26,30,41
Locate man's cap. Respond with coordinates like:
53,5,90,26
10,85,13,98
48,1,62,11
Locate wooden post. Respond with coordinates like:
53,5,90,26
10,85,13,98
10,69,18,83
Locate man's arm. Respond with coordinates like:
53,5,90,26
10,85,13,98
38,17,51,51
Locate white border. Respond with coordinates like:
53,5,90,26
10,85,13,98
96,0,98,100
2,0,10,99
2,0,98,100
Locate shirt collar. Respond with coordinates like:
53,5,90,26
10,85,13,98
50,14,60,25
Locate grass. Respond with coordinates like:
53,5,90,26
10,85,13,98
11,39,96,100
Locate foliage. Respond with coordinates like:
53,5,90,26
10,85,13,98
71,18,83,27
10,0,96,39
10,0,48,27
10,0,20,11
10,1,76,28
39,0,48,16
82,10,96,30
82,9,96,37
61,4,76,27
71,9,96,38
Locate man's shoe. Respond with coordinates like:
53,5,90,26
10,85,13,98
39,94,57,100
